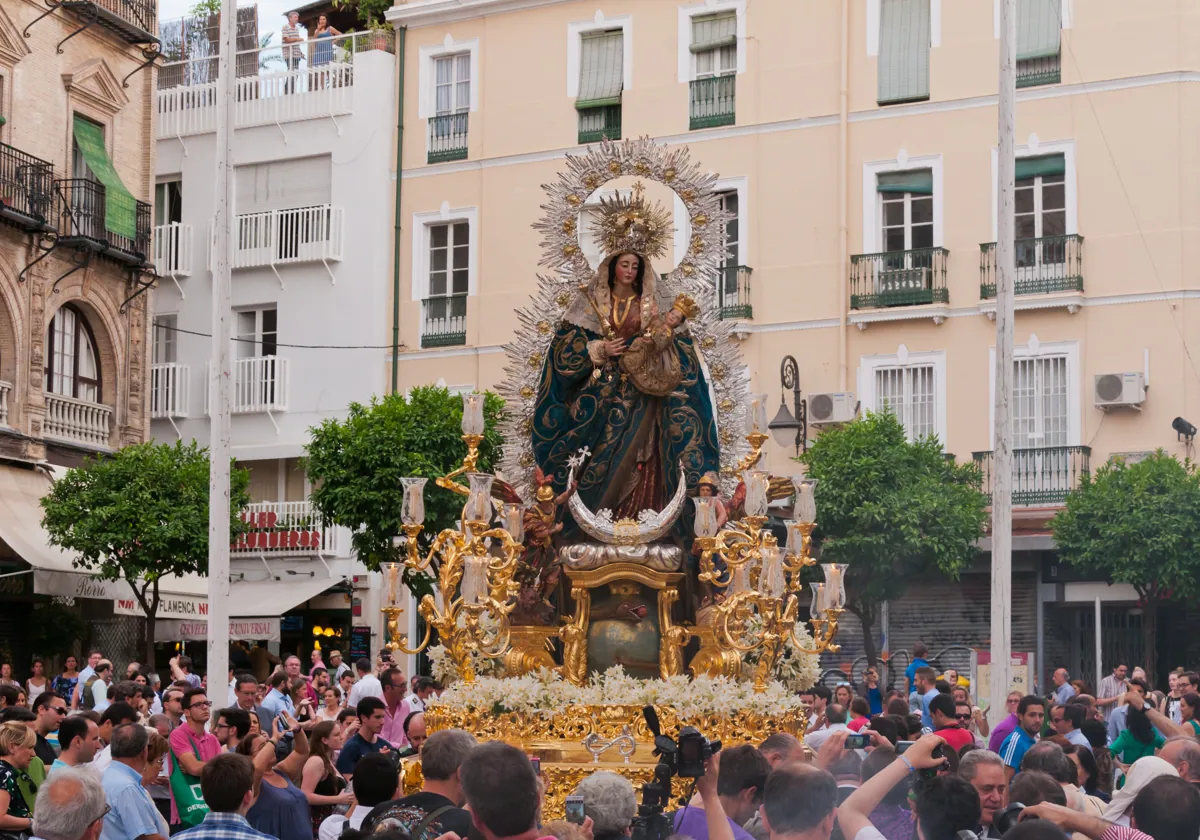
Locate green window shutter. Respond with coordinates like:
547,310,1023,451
1015,154,1065,180
1017,0,1061,60
877,169,933,195
576,30,624,109
690,12,736,53
877,0,930,105
71,115,136,240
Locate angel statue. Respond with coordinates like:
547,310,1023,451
532,184,721,533
511,468,576,626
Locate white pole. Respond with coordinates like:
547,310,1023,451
1095,597,1103,696
206,0,236,692
989,0,1016,727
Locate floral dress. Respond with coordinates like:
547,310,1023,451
52,674,78,704
0,759,32,819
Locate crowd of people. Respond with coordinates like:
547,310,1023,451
2,644,1200,840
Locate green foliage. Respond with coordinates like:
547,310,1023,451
331,0,390,27
798,411,989,663
28,603,89,660
188,0,221,17
303,387,505,585
1052,451,1200,601
39,441,251,639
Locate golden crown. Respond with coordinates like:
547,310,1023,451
671,293,700,320
595,182,673,261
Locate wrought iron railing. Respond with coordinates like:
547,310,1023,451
1017,54,1061,88
67,0,157,38
55,179,151,262
0,143,54,227
578,104,622,145
980,234,1083,298
850,246,949,309
422,295,467,348
428,112,469,164
690,75,736,130
972,445,1091,506
717,265,752,319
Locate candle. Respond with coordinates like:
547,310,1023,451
729,564,750,596
401,477,427,526
464,473,495,524
461,392,486,436
809,582,825,616
822,563,848,611
746,394,768,435
793,477,817,525
785,520,802,555
743,471,769,517
462,555,487,606
758,547,785,599
693,497,718,538
501,503,525,543
384,562,400,608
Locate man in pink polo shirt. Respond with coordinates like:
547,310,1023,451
168,687,222,829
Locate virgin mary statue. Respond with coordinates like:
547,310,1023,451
532,185,721,534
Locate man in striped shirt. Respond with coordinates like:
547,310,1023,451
999,694,1045,780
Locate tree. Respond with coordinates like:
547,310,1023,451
1051,451,1200,686
303,387,505,592
798,411,989,669
40,441,251,667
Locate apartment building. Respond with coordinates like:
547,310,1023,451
148,19,398,659
385,0,1200,683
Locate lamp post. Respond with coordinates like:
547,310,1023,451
767,355,807,456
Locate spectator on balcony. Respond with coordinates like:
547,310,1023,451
282,11,305,92
311,15,342,68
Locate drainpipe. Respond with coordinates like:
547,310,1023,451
391,26,407,395
837,0,849,390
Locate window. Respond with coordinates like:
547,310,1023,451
692,13,736,79
1013,355,1068,448
1016,0,1061,87
1015,155,1065,271
423,222,469,345
875,364,935,441
879,170,933,253
44,305,100,403
236,308,277,359
716,190,743,312
434,54,470,116
877,0,930,105
153,314,177,364
155,180,182,226
576,29,623,144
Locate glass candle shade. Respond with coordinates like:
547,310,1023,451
384,562,401,608
729,564,751,597
461,392,486,436
809,582,826,616
693,497,719,538
758,546,786,599
744,471,770,517
746,394,769,435
401,477,427,526
501,503,525,543
821,563,848,611
464,473,495,524
462,555,488,606
793,477,818,525
784,520,804,555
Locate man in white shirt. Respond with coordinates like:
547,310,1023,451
90,662,114,714
72,649,103,710
403,677,438,714
346,658,383,709
804,705,850,753
318,753,399,840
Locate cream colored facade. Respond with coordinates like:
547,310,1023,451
386,0,1200,491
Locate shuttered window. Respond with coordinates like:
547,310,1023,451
875,364,935,441
1017,0,1061,60
1013,356,1068,448
692,12,736,79
235,156,332,214
577,30,623,109
877,0,930,105
878,170,933,253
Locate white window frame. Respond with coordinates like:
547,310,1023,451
567,12,633,99
862,153,943,253
426,220,471,299
867,0,942,57
234,306,278,359
879,189,933,253
858,346,947,443
418,35,479,119
153,313,178,365
990,138,1077,240
677,0,746,83
431,52,471,117
410,205,478,302
993,0,1072,37
988,336,1080,445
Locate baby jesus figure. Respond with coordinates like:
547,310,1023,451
619,293,701,397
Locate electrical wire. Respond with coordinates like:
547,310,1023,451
157,323,400,351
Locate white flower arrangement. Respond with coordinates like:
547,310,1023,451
427,665,808,718
742,619,823,694
426,642,505,685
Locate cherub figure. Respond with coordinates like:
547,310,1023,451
696,471,729,530
619,293,700,397
512,468,576,625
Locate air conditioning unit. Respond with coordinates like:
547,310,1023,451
807,392,858,425
1093,372,1145,410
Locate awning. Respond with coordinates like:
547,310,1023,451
227,576,343,618
0,463,206,601
71,116,136,239
156,617,281,642
576,30,623,109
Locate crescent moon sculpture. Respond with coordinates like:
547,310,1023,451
566,460,690,546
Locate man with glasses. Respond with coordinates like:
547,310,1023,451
32,765,109,840
232,676,268,732
930,695,974,752
379,667,409,747
988,691,1024,752
32,693,66,766
168,689,221,831
213,708,250,753
101,723,168,840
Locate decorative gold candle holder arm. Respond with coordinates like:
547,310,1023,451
792,608,843,656
435,433,485,497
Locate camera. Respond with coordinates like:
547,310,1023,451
630,706,723,840
844,733,871,750
993,802,1032,835
564,795,585,825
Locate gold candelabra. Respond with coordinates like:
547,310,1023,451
380,393,526,684
695,408,848,693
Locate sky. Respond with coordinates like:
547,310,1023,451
159,0,303,38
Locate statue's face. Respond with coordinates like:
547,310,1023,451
614,254,640,286
698,485,713,497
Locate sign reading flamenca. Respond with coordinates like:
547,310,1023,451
115,595,207,620
233,510,326,553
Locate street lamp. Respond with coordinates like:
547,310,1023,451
767,355,807,455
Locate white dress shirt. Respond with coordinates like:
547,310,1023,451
346,673,383,708
804,722,849,752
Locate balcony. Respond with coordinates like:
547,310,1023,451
717,265,753,319
44,393,113,448
429,113,468,164
55,179,151,266
0,144,54,232
60,0,156,44
1017,54,1061,88
232,501,345,558
156,31,394,139
150,363,190,420
231,357,288,414
578,104,622,145
422,295,466,348
972,445,1091,507
980,234,1084,299
0,381,10,426
233,206,343,273
690,75,735,130
153,222,193,279
850,247,949,309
